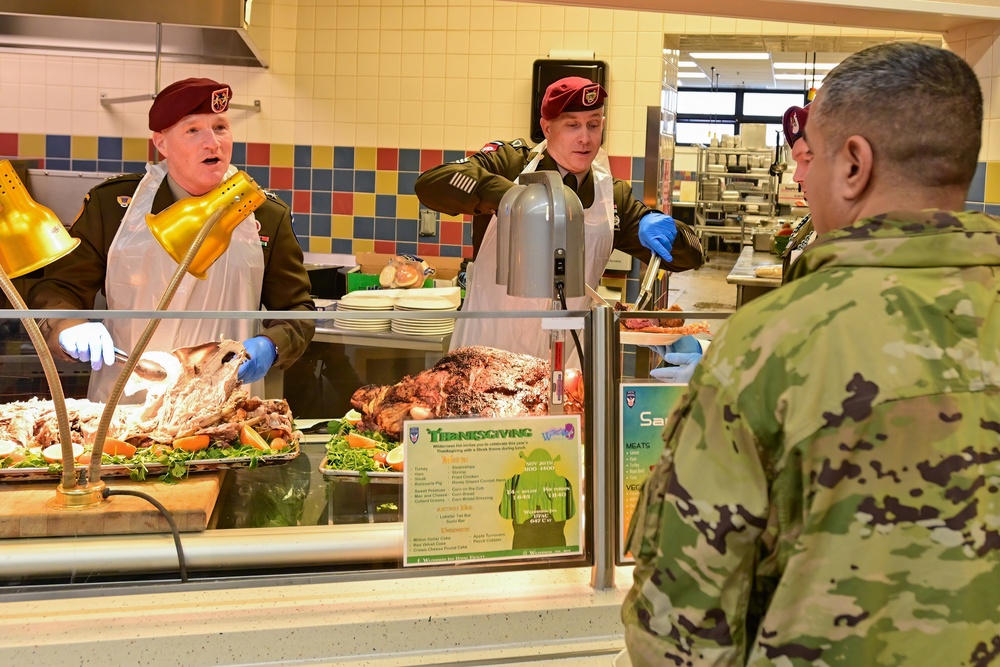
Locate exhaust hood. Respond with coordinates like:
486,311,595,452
0,0,267,68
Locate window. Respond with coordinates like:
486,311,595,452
675,88,808,147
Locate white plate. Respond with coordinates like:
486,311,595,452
620,331,685,346
334,319,390,331
391,321,455,335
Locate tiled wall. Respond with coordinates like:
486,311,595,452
0,132,646,258
946,23,1000,213
0,0,988,258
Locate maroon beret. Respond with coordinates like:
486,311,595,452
541,76,607,120
149,78,233,132
782,104,809,147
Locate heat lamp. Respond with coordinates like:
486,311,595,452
0,159,82,497
495,170,585,414
71,169,269,497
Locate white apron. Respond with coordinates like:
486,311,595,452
89,161,265,403
450,142,615,364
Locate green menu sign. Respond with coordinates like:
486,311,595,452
619,381,688,562
402,414,583,566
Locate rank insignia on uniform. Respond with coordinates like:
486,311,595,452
449,173,477,194
117,196,131,207
583,85,601,107
211,88,230,113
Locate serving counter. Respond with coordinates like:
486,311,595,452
0,304,729,664
726,244,783,307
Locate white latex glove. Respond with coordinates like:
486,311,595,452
58,322,116,371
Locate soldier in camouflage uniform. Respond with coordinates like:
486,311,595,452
623,42,1000,666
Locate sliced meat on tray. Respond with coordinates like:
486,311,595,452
351,346,581,441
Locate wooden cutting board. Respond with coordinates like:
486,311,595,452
0,472,223,539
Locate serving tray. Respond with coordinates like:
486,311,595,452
0,447,299,483
319,460,402,484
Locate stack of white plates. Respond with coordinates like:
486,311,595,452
333,292,392,331
391,295,458,336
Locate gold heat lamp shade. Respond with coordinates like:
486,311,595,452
146,170,266,279
0,160,79,278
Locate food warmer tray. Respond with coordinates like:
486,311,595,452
319,460,402,484
0,448,300,483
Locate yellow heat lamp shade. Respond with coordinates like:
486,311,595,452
0,159,79,278
146,170,266,279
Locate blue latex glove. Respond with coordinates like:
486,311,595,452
650,352,702,383
648,334,702,359
58,322,116,371
238,336,278,383
646,335,703,384
638,212,678,263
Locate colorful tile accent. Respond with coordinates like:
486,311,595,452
0,133,17,156
985,162,1000,204
312,145,333,169
1,132,667,262
71,136,98,160
271,144,294,168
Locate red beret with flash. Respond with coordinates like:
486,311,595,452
782,104,810,148
541,77,607,120
149,78,233,132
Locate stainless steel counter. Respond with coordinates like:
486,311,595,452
726,246,782,308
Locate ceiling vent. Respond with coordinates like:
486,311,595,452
0,0,267,68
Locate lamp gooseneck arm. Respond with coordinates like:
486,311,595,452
0,269,76,489
88,206,228,485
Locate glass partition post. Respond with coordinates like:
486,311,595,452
588,304,619,590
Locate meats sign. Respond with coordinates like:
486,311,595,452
402,414,583,566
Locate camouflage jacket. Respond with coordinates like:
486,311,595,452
623,210,1000,666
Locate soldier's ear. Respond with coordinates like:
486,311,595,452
151,131,168,158
540,118,552,140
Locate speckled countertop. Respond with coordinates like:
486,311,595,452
0,566,635,666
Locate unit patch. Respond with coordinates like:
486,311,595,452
480,141,505,154
211,88,230,113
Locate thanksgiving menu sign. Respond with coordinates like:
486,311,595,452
402,415,583,566
619,382,687,563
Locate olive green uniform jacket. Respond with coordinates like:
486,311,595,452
623,210,1000,666
414,139,703,271
28,173,315,370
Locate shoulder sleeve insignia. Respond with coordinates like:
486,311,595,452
479,141,505,154
510,139,525,148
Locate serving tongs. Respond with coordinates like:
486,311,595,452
113,347,168,382
633,254,662,311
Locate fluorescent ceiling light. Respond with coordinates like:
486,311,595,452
677,72,708,79
688,52,771,60
772,62,839,70
774,73,826,81
679,60,698,68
